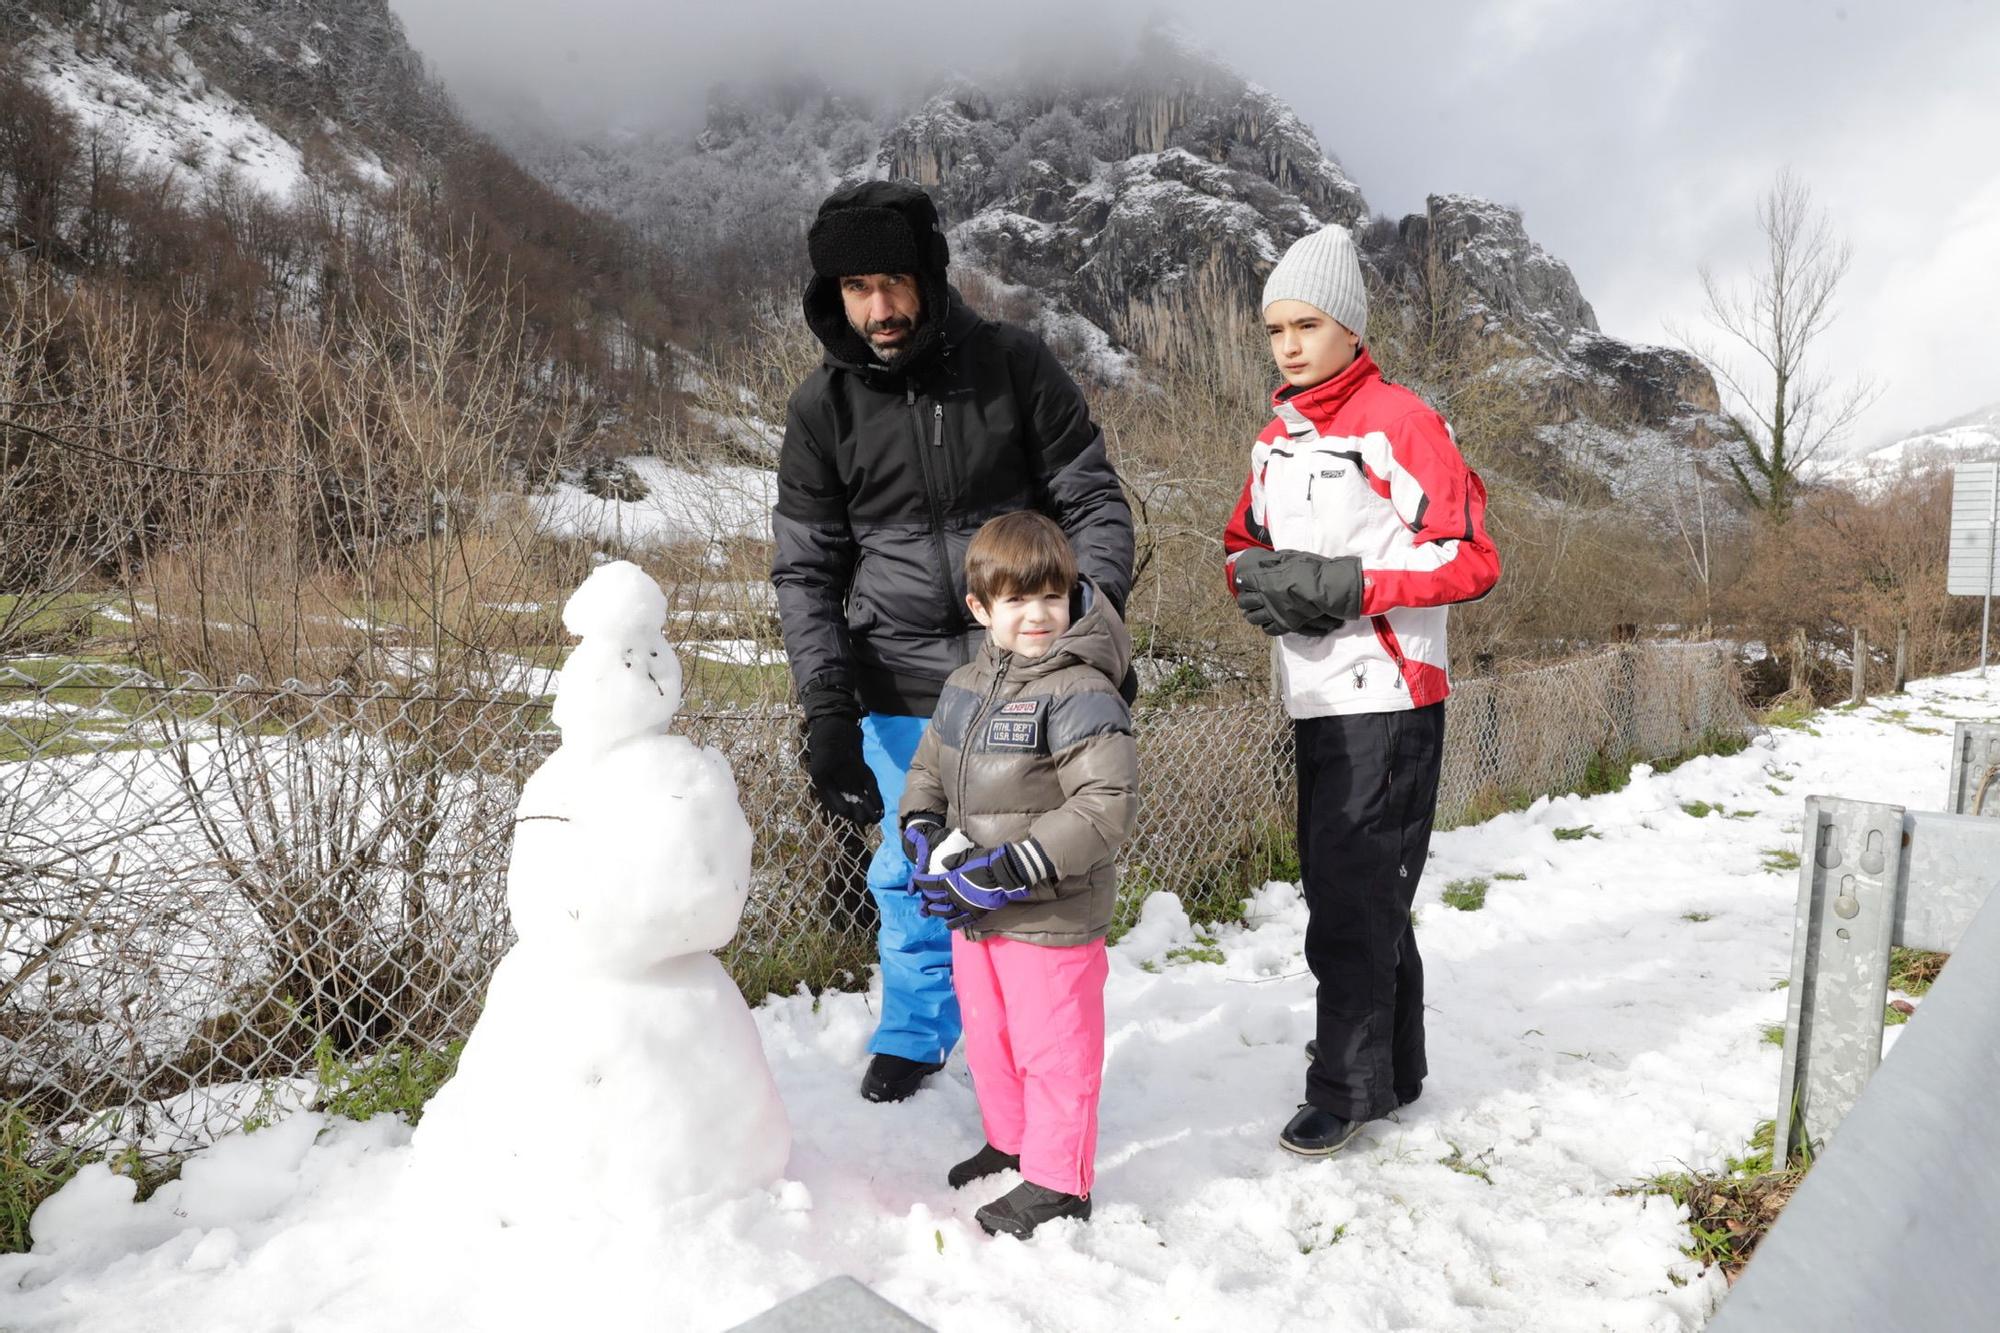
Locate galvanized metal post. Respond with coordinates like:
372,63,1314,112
1893,622,1908,693
1948,722,2000,817
1775,797,1904,1163
1849,627,1866,706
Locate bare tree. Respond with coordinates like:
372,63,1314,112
1682,168,1878,520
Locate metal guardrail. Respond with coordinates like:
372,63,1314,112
1712,855,2000,1331
1947,721,2000,816
1775,797,2000,1161
730,1277,931,1332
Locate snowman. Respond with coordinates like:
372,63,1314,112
413,561,790,1220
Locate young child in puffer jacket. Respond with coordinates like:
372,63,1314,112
899,510,1138,1239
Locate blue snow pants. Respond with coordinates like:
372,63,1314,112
861,712,962,1065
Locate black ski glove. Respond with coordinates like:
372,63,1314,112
799,682,884,825
1233,549,1364,638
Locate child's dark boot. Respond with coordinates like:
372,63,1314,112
948,1143,1020,1189
975,1181,1091,1238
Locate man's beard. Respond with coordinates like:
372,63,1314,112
855,315,916,364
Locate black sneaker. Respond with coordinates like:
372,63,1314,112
1303,1042,1423,1109
948,1143,1021,1189
1279,1104,1365,1157
975,1181,1092,1238
860,1053,944,1103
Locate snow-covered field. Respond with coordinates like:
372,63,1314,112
530,461,776,548
5,673,1995,1333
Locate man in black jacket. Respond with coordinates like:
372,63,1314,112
771,180,1134,1103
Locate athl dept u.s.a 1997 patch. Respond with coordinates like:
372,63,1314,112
986,698,1043,750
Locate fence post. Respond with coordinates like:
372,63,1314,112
1788,627,1810,695
1775,797,1904,1164
1849,627,1867,706
1894,623,1909,693
1948,722,2000,817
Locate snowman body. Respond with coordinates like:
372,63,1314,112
414,562,790,1221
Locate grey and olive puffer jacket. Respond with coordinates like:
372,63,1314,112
900,582,1138,946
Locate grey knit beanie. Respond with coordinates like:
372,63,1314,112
1261,224,1368,338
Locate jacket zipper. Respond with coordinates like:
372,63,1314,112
934,401,964,502
908,386,959,623
1371,614,1410,690
956,656,1009,805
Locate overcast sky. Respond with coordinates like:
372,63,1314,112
390,0,2000,451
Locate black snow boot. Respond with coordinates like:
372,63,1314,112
1279,1104,1365,1158
860,1053,944,1103
975,1181,1091,1238
948,1143,1021,1189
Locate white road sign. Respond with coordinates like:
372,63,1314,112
1948,462,1999,598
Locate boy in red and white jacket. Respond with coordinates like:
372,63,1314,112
1222,223,1500,1157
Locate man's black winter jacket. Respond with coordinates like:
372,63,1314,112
771,290,1134,719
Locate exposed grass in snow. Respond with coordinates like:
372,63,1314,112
1441,877,1489,911
1164,939,1228,967
309,1039,466,1128
1759,699,1822,734
1628,1122,1803,1283
1,1110,179,1257
1888,947,1948,996
1760,848,1801,873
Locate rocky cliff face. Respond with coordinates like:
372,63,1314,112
500,29,1722,470
870,37,1367,370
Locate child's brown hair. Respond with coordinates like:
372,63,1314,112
965,511,1078,607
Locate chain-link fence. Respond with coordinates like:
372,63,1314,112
1,642,1748,1166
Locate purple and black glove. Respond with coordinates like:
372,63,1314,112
900,812,945,878
914,839,1058,928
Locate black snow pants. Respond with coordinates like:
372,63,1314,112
1295,702,1445,1122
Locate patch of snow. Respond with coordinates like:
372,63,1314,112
688,640,787,669
530,461,775,549
25,35,308,202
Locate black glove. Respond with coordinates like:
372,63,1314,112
1233,549,1363,638
900,812,946,877
799,683,883,825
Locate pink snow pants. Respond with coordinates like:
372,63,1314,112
950,933,1109,1197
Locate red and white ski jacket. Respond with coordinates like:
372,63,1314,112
1223,350,1500,718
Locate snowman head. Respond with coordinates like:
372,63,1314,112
550,561,683,752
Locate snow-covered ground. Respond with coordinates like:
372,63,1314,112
5,672,1996,1332
530,461,776,548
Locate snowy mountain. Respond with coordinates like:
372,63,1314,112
1,1,683,419
510,30,1721,476
3,1,429,199
1818,401,2000,490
